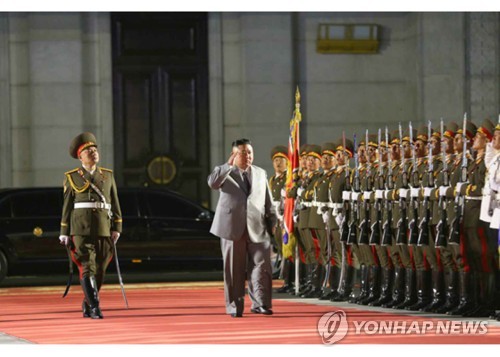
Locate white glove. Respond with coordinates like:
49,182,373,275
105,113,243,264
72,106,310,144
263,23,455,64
399,188,408,199
351,192,360,201
363,191,372,201
281,188,287,198
342,191,351,201
410,188,420,198
423,187,432,197
111,231,121,243
322,211,330,224
293,214,299,223
297,187,304,196
59,235,69,246
335,213,343,226
455,182,466,195
439,186,449,197
375,190,384,199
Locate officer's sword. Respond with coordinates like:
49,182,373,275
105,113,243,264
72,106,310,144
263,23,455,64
113,242,129,309
62,245,73,298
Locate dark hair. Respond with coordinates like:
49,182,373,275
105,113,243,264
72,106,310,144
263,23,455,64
232,138,252,147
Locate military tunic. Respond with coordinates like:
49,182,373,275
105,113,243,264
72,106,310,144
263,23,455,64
269,171,287,254
60,166,122,282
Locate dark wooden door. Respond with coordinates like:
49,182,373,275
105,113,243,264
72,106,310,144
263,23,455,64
111,13,210,207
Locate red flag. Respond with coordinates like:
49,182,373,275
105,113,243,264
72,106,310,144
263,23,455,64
282,88,301,259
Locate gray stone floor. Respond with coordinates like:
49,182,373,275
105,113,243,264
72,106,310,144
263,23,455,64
0,332,32,344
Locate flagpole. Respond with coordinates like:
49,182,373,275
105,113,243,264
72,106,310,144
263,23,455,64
294,87,301,296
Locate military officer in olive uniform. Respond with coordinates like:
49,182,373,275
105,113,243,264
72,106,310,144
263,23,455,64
59,132,123,319
269,145,293,293
453,119,496,317
307,141,338,298
445,121,477,316
433,121,460,314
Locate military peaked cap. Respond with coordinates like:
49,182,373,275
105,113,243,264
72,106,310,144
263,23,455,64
69,132,98,159
270,145,288,160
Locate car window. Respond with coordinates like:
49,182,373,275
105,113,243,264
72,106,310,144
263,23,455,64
0,197,12,217
118,191,139,218
145,192,202,218
11,191,62,217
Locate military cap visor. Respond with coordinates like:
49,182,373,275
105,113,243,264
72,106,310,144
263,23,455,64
69,132,98,159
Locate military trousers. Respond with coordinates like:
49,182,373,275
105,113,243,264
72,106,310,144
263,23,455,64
70,235,114,286
299,228,317,264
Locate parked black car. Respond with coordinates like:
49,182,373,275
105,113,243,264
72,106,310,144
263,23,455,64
0,187,221,283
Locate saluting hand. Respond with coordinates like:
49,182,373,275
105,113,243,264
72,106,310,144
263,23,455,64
227,151,238,166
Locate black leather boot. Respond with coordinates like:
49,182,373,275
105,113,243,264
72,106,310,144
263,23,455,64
81,276,103,319
433,270,458,314
331,265,354,301
394,268,417,309
447,271,476,315
370,267,394,306
383,267,405,308
353,265,370,304
463,272,496,317
360,265,381,305
421,269,445,312
297,264,313,296
82,300,91,318
302,264,324,298
406,269,431,311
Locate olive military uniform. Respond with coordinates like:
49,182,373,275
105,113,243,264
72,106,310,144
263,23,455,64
60,132,122,319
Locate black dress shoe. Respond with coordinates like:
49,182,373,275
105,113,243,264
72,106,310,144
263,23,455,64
251,306,273,315
230,312,242,318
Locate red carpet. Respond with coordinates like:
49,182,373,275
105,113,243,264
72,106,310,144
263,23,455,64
0,282,499,344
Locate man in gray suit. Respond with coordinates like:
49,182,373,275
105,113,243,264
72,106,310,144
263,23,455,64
208,138,277,318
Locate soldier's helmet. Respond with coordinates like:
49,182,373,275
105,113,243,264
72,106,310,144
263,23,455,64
444,122,459,139
307,144,322,160
321,142,337,157
270,145,288,161
69,132,98,159
299,144,309,157
336,138,354,158
477,118,495,141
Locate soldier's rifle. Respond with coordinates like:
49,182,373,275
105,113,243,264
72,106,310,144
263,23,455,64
359,130,372,245
417,120,434,246
369,128,383,245
382,127,394,246
408,121,420,245
435,118,450,248
450,113,468,245
396,122,409,245
347,133,360,245
340,131,351,243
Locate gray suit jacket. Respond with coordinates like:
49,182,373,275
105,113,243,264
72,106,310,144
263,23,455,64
208,163,277,242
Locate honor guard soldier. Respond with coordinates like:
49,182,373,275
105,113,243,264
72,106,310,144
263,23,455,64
59,132,123,319
380,129,409,308
369,131,394,306
454,119,496,317
327,138,355,302
269,145,294,293
286,144,310,294
391,127,419,309
309,141,338,299
296,145,323,297
356,134,381,305
445,120,477,316
433,121,460,314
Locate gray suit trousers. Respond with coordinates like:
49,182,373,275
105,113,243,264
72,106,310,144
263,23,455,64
220,229,273,315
